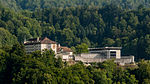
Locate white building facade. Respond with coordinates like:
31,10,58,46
24,37,57,54
24,37,73,61
56,46,74,61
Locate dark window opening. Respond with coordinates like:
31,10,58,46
110,51,116,57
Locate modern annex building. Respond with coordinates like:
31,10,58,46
75,47,134,65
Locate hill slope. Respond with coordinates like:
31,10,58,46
0,4,150,59
1,0,150,11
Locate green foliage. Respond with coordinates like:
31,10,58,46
0,28,17,47
98,60,117,78
112,68,138,84
135,60,150,83
1,3,150,59
75,43,89,54
2,44,150,84
92,69,112,84
1,0,150,11
1,1,150,84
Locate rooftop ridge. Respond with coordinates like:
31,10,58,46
24,37,57,44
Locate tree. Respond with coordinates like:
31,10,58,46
17,27,31,43
0,28,18,48
0,44,25,83
135,60,150,83
98,60,117,79
112,68,138,84
102,38,115,47
55,57,63,68
92,69,112,84
75,43,88,54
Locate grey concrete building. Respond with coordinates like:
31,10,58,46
75,47,134,65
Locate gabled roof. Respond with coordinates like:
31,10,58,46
24,37,57,45
57,46,72,52
41,37,57,44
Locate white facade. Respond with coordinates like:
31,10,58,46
24,37,73,60
89,47,121,59
40,44,57,54
109,50,121,59
25,44,41,54
24,37,57,54
25,44,57,54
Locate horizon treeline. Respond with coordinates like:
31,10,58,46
0,0,150,11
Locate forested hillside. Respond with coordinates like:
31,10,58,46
1,44,150,84
30,6,150,60
1,1,150,84
0,0,150,11
0,4,150,60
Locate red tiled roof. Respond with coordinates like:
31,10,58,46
57,46,72,52
24,37,57,45
41,37,57,44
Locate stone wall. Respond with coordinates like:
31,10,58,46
75,54,135,65
75,56,107,63
77,53,107,59
115,56,134,65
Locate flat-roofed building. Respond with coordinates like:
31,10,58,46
75,47,134,65
89,47,122,59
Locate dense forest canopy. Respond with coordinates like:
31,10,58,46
0,0,150,11
0,3,150,60
1,44,150,84
1,0,150,84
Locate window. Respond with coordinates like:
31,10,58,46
110,51,116,57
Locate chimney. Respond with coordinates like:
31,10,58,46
57,44,60,48
37,37,39,42
24,37,26,44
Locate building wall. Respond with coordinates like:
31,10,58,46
25,43,57,54
41,44,48,50
70,52,73,55
41,44,57,54
109,50,121,59
89,49,121,59
89,50,108,58
115,56,134,65
62,55,69,60
75,56,107,63
75,55,134,65
25,44,41,53
79,54,103,58
51,44,57,54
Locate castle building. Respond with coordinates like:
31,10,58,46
24,37,57,54
24,37,73,61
